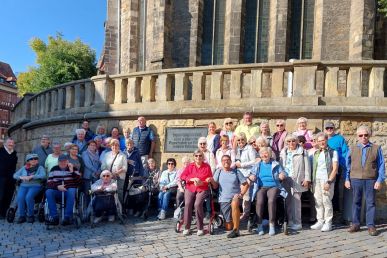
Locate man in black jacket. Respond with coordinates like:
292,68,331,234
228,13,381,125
0,138,18,218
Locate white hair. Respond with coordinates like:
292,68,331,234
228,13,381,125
356,125,371,135
75,128,86,135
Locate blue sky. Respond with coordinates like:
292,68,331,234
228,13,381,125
0,0,107,74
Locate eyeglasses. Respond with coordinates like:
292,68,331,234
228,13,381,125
167,163,174,165
29,158,39,161
102,175,110,178
194,154,203,157
199,142,207,145
287,140,296,143
358,134,369,138
225,122,233,125
325,127,334,130
276,124,284,127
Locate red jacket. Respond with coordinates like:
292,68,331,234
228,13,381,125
180,162,212,193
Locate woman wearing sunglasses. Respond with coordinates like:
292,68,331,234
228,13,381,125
157,158,178,220
220,118,235,149
280,134,311,231
13,153,46,223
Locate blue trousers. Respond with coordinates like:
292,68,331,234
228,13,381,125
17,185,42,217
351,179,376,227
158,191,172,211
45,188,77,219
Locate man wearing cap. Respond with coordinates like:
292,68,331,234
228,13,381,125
45,154,81,226
324,121,349,219
32,135,53,167
0,138,18,218
345,125,385,236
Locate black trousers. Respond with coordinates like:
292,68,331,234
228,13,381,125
0,177,16,217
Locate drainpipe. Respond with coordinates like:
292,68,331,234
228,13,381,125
117,0,121,74
288,59,296,97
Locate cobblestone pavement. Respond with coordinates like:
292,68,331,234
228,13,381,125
1,217,386,258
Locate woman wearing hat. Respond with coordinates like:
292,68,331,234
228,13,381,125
91,170,118,223
13,153,46,223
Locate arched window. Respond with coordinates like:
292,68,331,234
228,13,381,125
138,0,147,71
201,0,226,65
288,0,315,59
243,0,270,63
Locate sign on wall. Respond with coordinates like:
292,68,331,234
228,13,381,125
164,127,208,153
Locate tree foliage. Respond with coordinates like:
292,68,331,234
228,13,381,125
379,0,387,16
18,34,97,96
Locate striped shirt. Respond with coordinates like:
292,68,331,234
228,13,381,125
47,165,81,189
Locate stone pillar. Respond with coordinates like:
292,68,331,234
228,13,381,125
192,72,205,100
175,73,189,101
189,0,202,66
45,92,50,114
57,88,64,110
50,90,57,112
312,0,324,60
230,71,242,99
114,78,128,104
250,70,263,98
348,0,376,60
271,68,285,97
293,65,317,96
156,74,172,101
325,67,340,97
84,81,94,107
141,76,156,102
223,0,242,64
127,77,141,103
369,67,385,97
74,84,82,108
65,86,74,109
92,75,115,106
268,0,289,62
210,72,224,100
39,95,45,116
346,67,363,97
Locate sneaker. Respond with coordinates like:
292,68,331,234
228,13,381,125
93,216,103,224
158,210,166,220
368,226,378,236
203,213,210,223
197,230,204,236
290,223,302,231
17,216,26,224
269,223,276,236
310,221,324,230
256,224,264,236
182,229,190,236
227,229,240,238
108,215,115,222
27,216,35,223
321,223,332,232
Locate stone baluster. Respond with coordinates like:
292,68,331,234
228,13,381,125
369,67,385,97
40,95,45,116
293,65,317,96
45,92,51,114
57,88,65,110
271,68,285,97
192,72,204,100
141,76,156,102
93,75,114,106
156,74,172,101
175,73,188,101
346,67,363,97
65,86,74,109
250,70,263,98
127,77,141,103
30,99,35,118
210,72,223,100
50,90,57,112
230,71,242,99
84,81,94,107
74,84,82,108
324,67,339,97
114,78,128,104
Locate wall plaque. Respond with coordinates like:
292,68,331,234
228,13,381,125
164,127,208,153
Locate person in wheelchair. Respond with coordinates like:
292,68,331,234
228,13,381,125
253,147,287,236
91,170,118,223
208,154,249,238
45,154,81,226
13,153,46,223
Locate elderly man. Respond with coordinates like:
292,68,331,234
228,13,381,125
131,116,156,167
345,125,385,236
72,128,88,153
208,155,249,238
72,120,95,142
32,135,53,167
45,154,81,226
0,138,18,218
271,119,288,160
234,112,260,148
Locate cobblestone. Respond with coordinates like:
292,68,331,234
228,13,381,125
1,218,386,257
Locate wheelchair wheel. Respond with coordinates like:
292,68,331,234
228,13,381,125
283,221,288,235
209,223,214,235
213,215,223,228
78,192,89,223
6,208,16,223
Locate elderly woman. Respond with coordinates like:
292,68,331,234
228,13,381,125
45,142,62,173
72,128,88,153
254,136,276,161
206,122,221,156
81,140,101,204
252,147,287,236
91,170,118,223
272,119,288,160
157,158,178,220
13,154,46,223
180,150,213,236
280,134,311,231
235,132,257,220
294,117,313,150
220,118,235,149
144,158,161,192
101,138,127,205
95,124,108,141
197,137,216,173
110,127,126,151
67,144,85,175
124,139,144,177
215,135,236,169
260,121,273,146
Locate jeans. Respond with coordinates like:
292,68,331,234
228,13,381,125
45,188,77,219
17,185,42,217
158,191,172,211
351,179,376,227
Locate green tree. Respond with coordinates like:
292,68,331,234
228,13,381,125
379,0,387,16
17,34,97,96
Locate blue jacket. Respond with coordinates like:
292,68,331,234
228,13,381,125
13,165,46,187
125,147,144,177
327,133,348,171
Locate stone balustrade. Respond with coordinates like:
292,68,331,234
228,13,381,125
9,60,387,132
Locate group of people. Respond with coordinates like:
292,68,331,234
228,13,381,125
0,113,384,239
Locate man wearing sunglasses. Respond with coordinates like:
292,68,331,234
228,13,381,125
345,125,385,236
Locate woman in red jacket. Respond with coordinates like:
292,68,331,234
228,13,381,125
180,149,213,236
